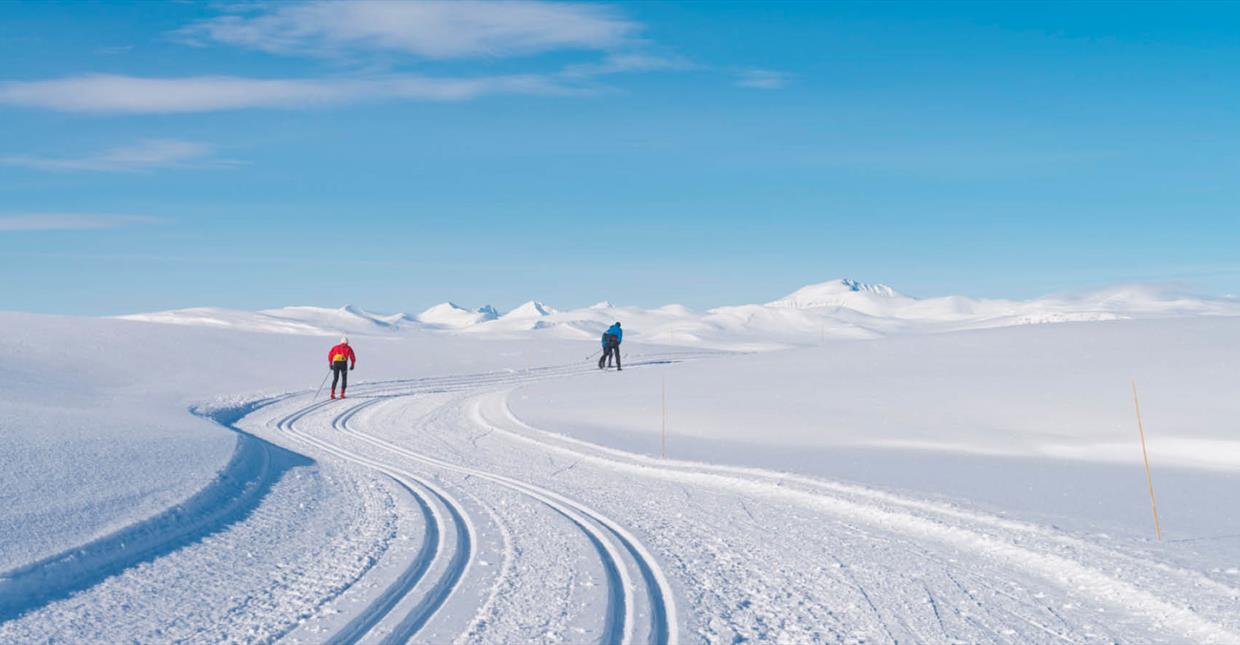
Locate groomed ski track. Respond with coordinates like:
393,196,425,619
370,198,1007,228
3,353,1240,643
269,360,681,645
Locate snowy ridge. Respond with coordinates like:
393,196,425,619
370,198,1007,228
117,278,1240,349
416,302,499,328
502,301,557,319
121,304,417,336
766,278,904,309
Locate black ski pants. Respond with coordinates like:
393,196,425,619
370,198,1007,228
598,343,621,370
331,361,349,392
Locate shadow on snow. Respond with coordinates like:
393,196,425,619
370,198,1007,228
0,397,313,623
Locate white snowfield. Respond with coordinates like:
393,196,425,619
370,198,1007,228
3,280,1240,643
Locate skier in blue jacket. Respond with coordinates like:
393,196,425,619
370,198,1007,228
598,322,623,371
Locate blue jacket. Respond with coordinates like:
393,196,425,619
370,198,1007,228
601,323,623,347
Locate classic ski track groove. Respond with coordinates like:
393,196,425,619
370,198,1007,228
338,397,639,645
322,399,444,645
0,359,673,641
273,359,685,644
15,351,1234,642
271,354,1237,644
274,397,476,644
479,388,1240,643
493,388,1240,609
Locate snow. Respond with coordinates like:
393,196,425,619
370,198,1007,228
502,300,556,319
0,314,577,574
416,302,500,328
5,280,1240,642
515,317,1240,470
122,304,417,335
116,278,1240,351
766,277,904,309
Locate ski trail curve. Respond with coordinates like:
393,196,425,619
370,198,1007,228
329,473,438,645
337,394,677,645
273,397,476,644
0,398,310,623
336,397,631,645
481,389,1240,644
314,399,441,645
497,388,1240,612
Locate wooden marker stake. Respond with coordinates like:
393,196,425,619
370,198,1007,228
1132,381,1162,542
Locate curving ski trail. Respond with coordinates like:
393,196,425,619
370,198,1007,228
273,397,476,644
336,397,647,645
476,387,1240,644
270,361,685,644
15,351,1234,643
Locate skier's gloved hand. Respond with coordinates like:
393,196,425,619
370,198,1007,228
350,365,355,371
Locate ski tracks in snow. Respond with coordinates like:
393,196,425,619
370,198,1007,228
468,386,1240,643
257,357,1240,643
273,397,476,644
263,362,681,644
5,354,1240,643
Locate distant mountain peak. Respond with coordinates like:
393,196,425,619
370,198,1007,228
419,302,466,314
768,278,903,309
838,278,896,296
503,301,556,318
417,302,497,327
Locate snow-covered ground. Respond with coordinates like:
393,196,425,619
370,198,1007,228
514,318,1240,565
4,280,1240,642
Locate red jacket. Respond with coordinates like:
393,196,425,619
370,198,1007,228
328,343,356,367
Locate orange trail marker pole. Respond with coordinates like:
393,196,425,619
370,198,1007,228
1132,381,1162,542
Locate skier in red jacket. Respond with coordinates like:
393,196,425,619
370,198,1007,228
328,336,357,399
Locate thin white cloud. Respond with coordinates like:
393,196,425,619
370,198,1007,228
1,139,230,172
0,213,164,232
175,0,639,60
0,73,585,114
735,69,792,90
559,53,697,79
0,3,753,116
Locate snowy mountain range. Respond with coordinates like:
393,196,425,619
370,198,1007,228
118,279,1240,350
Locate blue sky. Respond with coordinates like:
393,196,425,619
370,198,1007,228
2,1,1238,315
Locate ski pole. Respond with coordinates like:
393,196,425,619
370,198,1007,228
313,368,331,401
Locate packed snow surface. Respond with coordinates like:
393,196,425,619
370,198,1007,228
5,280,1240,642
